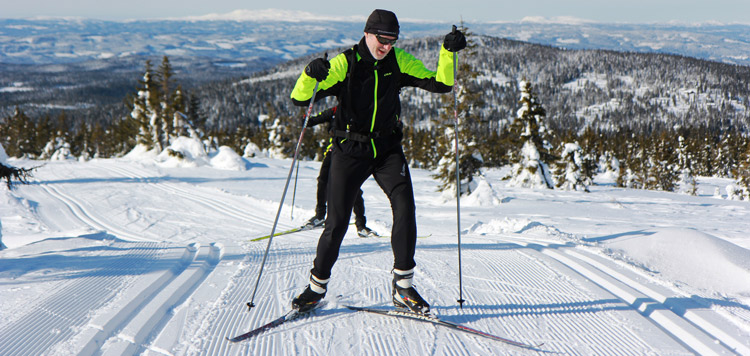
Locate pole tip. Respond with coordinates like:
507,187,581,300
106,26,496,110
457,299,466,308
246,302,256,311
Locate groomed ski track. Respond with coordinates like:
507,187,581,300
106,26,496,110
1,158,748,355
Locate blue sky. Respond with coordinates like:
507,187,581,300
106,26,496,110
4,0,750,24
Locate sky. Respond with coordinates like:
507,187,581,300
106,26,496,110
3,0,750,24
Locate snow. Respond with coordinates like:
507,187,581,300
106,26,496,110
0,144,8,163
1,147,750,355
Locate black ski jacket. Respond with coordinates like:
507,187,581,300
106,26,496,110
291,37,454,158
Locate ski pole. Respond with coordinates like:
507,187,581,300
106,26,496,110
291,159,300,220
247,53,327,310
451,25,466,308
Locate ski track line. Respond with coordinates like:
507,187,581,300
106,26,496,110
38,181,153,242
187,237,319,356
100,242,223,355
0,241,183,356
99,162,283,230
474,249,653,355
413,244,652,354
503,236,745,355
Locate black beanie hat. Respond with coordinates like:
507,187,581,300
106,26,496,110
364,9,399,39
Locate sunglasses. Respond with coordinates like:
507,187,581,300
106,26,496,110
375,34,397,46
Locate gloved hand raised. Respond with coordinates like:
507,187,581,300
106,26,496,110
443,25,467,52
304,57,330,82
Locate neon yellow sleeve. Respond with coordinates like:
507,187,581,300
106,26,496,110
290,52,349,102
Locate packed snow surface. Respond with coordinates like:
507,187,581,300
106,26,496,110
1,148,750,355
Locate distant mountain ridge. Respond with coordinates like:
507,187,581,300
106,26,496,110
2,13,750,66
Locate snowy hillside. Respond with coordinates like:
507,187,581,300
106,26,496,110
1,147,750,355
3,14,750,66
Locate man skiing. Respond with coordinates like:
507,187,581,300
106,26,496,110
302,106,377,238
289,9,466,315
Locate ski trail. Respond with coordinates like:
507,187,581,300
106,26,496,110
499,235,746,355
0,241,181,355
412,239,668,355
39,182,151,241
180,233,323,356
101,243,223,355
25,159,297,244
99,161,299,237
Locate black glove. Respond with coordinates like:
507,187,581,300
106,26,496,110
443,25,466,52
305,107,336,127
301,107,336,127
304,57,330,82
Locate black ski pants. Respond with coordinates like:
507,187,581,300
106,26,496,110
316,151,366,229
312,145,417,280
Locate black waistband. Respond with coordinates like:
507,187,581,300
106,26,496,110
333,130,382,142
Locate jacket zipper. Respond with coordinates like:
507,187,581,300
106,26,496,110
371,63,379,158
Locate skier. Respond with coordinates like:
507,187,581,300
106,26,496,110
302,106,378,238
288,9,466,314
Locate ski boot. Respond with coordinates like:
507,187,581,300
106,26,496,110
357,226,379,238
302,215,325,230
392,269,430,315
291,275,328,312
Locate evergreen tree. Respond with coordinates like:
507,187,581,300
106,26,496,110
432,25,484,196
555,141,595,192
39,112,75,160
676,135,697,195
0,107,37,158
263,103,296,159
127,57,190,152
733,138,750,200
128,60,163,151
507,80,555,189
185,93,207,140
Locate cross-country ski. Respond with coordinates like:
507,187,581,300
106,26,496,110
249,224,322,241
346,305,546,351
226,302,327,342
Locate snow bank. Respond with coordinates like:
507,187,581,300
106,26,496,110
209,146,247,171
124,138,248,170
156,137,210,168
604,228,750,297
469,217,575,240
463,178,502,206
124,144,159,161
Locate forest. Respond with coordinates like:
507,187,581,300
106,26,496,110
2,32,749,197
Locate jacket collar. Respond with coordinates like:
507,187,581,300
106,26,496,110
358,36,376,64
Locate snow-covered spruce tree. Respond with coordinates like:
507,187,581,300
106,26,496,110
432,25,485,196
554,142,596,192
732,138,750,200
507,80,555,189
717,132,744,178
676,135,697,195
617,132,650,189
263,103,297,159
39,113,74,160
402,124,439,169
129,60,163,151
127,57,188,153
645,132,678,192
0,107,38,158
